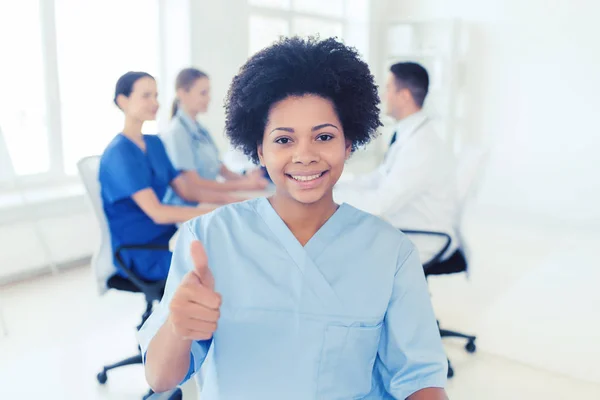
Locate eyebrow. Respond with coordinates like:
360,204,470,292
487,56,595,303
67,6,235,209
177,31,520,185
269,123,340,135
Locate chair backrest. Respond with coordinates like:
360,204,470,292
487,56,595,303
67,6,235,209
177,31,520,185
456,145,489,222
77,156,116,294
455,145,490,263
0,296,8,337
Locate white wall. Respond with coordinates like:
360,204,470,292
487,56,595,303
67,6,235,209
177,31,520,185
156,0,193,129
389,0,600,225
188,0,251,153
386,0,600,383
0,195,96,283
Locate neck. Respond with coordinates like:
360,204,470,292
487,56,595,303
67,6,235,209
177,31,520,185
269,191,338,246
180,105,199,121
397,105,421,121
122,116,144,140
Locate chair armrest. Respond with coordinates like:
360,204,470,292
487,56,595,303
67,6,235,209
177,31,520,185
143,388,183,400
399,229,452,270
114,244,170,298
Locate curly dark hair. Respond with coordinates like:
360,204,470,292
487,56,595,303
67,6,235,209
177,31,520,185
224,36,382,164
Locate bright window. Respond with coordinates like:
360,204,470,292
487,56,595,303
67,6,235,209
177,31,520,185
249,0,291,9
293,17,343,39
54,0,160,174
292,0,344,18
248,0,370,59
0,0,50,177
249,15,290,55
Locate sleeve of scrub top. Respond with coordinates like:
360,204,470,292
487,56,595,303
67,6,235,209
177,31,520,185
137,221,212,384
161,125,198,172
376,239,448,398
101,146,152,203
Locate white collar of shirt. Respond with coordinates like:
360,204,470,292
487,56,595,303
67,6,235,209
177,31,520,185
393,110,428,148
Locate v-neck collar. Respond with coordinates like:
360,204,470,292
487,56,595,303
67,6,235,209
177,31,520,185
254,197,354,259
253,197,351,312
176,110,211,142
119,133,147,154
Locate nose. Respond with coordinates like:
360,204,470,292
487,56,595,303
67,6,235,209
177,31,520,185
292,139,319,165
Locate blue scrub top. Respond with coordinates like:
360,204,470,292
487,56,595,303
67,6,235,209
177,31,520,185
161,110,222,206
138,198,447,398
99,134,180,281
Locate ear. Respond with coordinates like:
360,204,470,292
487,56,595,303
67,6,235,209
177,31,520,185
176,87,187,99
344,139,352,160
257,144,265,166
400,88,413,103
116,94,128,111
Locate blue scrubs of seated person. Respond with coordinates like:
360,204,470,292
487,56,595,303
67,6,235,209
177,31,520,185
139,38,448,399
100,134,179,281
161,68,269,207
161,109,221,206
100,71,218,282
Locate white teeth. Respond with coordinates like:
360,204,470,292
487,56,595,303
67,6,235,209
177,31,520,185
291,173,322,182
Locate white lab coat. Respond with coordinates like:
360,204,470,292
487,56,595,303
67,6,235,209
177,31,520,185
334,111,459,264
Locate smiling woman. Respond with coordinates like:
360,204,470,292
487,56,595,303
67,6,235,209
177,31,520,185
139,37,449,400
259,95,350,205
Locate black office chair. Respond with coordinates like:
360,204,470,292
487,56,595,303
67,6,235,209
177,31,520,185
96,244,168,384
402,229,477,378
77,156,182,400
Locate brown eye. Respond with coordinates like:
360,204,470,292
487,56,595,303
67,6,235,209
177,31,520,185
316,134,333,141
275,137,291,144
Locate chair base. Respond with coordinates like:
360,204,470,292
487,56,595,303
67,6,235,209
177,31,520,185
96,299,155,396
97,354,143,384
143,388,183,400
439,323,477,378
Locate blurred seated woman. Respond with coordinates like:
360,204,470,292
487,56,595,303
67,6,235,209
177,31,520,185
161,68,268,206
99,71,224,281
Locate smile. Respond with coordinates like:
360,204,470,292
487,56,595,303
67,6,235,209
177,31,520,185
287,171,326,182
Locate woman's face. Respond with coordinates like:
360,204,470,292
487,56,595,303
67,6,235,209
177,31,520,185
179,77,211,116
118,76,159,121
258,94,351,206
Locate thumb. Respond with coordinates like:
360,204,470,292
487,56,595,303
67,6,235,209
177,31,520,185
190,240,214,289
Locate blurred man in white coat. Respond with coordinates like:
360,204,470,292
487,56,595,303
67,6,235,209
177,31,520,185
335,62,459,265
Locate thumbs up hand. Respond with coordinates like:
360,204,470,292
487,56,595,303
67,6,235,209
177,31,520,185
168,240,221,341
190,240,215,290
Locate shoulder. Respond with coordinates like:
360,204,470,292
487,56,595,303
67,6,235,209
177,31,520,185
161,119,191,150
100,134,130,166
184,199,261,240
415,122,448,149
144,134,169,153
163,117,188,138
344,204,405,238
144,134,162,145
343,204,417,263
102,134,127,154
402,123,454,164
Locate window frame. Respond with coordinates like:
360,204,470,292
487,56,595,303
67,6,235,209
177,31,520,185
247,3,348,56
0,0,162,193
0,0,64,191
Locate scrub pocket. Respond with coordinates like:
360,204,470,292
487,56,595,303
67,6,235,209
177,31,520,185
317,322,383,399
